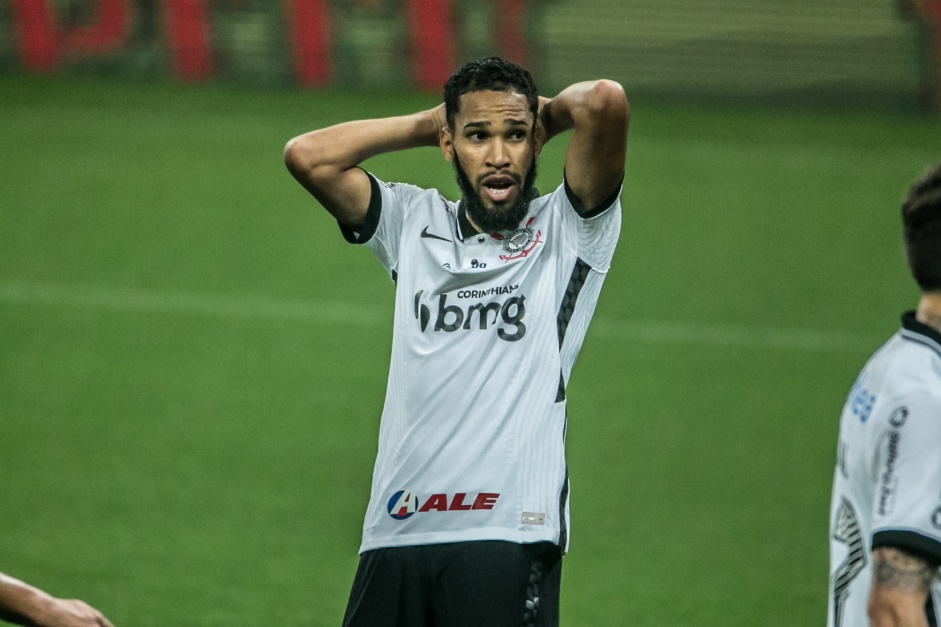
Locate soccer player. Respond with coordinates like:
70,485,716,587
0,570,113,626
827,164,941,627
284,57,628,626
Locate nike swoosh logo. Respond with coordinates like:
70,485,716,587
420,226,452,243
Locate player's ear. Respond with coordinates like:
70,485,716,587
439,126,454,163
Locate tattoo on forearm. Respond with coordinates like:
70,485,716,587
872,547,935,594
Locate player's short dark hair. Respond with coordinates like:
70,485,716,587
443,57,538,130
902,164,941,292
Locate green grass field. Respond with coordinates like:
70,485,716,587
1,73,939,626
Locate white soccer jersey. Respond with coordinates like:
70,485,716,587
828,313,941,627
339,172,621,554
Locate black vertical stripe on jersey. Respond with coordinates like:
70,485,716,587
556,258,592,402
555,259,593,551
557,465,569,551
555,371,566,403
557,258,592,348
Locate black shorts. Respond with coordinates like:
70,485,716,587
341,540,563,627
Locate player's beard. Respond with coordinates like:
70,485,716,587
453,152,538,233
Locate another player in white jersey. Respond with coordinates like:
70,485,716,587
828,164,941,627
284,57,628,626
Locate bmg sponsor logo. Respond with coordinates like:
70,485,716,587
414,289,526,342
387,490,500,520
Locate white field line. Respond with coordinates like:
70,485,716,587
0,279,879,352
589,318,876,352
0,279,388,328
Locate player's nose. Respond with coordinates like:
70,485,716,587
485,138,510,169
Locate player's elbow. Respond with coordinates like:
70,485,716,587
587,79,629,125
283,134,333,189
283,135,310,178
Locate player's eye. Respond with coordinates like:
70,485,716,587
467,131,487,141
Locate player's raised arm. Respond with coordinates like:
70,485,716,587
283,104,447,230
0,571,114,627
539,80,629,214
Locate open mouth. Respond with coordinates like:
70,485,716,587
486,185,512,200
481,175,518,204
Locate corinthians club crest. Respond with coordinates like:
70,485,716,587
496,216,544,262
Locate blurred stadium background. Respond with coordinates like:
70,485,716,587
1,0,940,106
1,1,940,625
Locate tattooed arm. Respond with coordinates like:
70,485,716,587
868,547,938,627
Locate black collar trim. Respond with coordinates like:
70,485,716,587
457,202,478,241
900,311,941,357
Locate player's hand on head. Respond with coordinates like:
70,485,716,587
536,96,553,143
430,103,447,137
537,95,551,115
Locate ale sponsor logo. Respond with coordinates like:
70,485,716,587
386,490,500,520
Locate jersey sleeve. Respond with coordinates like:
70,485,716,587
337,171,425,279
561,178,622,271
870,391,941,566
